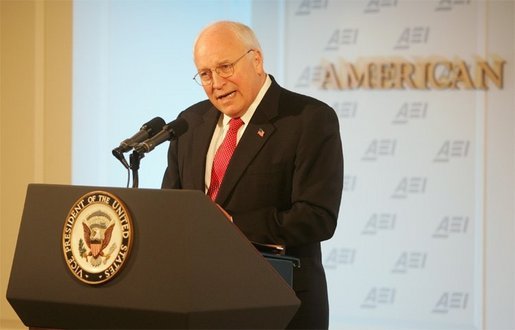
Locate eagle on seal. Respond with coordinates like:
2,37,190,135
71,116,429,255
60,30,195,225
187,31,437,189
82,210,115,266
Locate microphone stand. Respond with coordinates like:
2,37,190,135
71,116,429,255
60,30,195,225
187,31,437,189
129,151,144,188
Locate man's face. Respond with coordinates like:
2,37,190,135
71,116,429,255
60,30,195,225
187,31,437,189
194,29,265,118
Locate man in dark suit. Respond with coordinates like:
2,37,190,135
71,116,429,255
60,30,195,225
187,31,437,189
162,21,343,329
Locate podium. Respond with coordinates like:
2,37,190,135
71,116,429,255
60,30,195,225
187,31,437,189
6,184,300,329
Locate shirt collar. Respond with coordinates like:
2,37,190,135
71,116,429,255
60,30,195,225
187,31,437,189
221,75,272,126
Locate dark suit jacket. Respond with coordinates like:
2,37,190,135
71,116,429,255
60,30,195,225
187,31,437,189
162,76,343,329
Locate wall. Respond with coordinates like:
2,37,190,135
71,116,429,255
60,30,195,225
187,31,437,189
262,1,514,329
71,0,251,188
483,2,515,328
0,1,513,329
0,1,72,328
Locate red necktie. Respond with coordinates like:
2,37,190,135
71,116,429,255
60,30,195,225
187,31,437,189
207,117,244,201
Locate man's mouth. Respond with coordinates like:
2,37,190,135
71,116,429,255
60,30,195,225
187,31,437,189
217,91,236,100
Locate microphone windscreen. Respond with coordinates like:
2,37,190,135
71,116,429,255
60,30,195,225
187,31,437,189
168,118,189,138
143,117,166,137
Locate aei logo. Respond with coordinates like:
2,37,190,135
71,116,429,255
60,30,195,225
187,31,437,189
295,65,322,88
325,28,359,50
361,287,396,309
434,140,470,162
392,252,427,274
433,216,469,238
392,102,428,124
394,26,430,50
324,247,356,269
344,175,357,192
362,213,397,235
364,0,398,14
432,292,469,313
391,177,427,199
295,0,329,15
435,0,471,11
362,139,397,161
333,101,358,119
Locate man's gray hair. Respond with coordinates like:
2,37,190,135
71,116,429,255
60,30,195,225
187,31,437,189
194,21,262,53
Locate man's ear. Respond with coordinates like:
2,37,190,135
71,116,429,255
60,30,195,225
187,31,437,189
252,49,265,74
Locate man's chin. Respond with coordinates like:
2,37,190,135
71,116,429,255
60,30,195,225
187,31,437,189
216,105,245,118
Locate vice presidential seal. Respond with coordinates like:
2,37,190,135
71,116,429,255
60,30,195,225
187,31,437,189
62,191,133,284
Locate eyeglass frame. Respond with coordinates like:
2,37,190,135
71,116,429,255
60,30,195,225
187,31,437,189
193,49,254,86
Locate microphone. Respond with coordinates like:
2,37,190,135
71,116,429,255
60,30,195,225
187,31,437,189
112,117,166,168
134,117,188,154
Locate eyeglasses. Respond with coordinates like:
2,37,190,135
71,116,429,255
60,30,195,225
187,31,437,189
193,49,254,86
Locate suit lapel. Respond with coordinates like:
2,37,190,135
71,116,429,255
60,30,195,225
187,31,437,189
215,79,281,204
190,108,220,191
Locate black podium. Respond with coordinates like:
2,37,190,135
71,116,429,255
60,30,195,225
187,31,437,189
6,184,300,329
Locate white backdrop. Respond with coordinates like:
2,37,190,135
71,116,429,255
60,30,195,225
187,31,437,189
280,1,483,328
72,1,514,329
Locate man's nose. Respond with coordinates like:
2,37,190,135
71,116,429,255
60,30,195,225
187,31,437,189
211,71,226,88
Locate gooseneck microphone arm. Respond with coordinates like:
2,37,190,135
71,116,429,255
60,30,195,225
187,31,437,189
130,152,142,189
129,118,189,188
112,117,166,170
133,118,188,154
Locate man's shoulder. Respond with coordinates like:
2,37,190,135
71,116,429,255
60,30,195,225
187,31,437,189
184,99,213,113
275,85,335,121
271,79,331,111
282,88,327,106
178,99,216,121
262,85,338,132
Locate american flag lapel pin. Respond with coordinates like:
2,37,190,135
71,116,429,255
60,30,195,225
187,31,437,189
257,128,265,138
